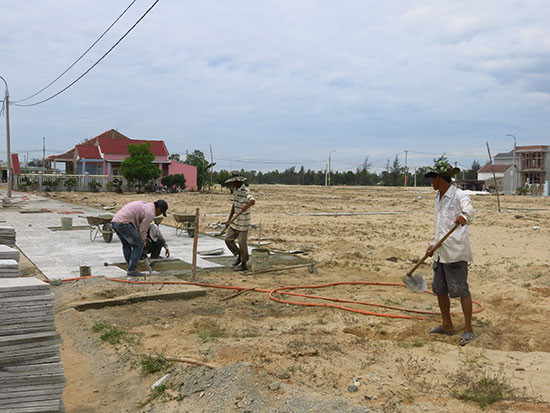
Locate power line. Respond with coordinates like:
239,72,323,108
13,0,137,103
13,0,159,107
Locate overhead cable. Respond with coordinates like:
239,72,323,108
13,0,137,103
13,0,159,107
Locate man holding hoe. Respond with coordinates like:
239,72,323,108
224,171,255,272
424,157,476,346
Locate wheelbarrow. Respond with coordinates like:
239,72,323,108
85,215,114,243
173,213,196,237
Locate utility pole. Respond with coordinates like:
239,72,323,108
328,150,335,186
1,75,12,198
404,150,408,186
42,137,46,172
209,144,213,191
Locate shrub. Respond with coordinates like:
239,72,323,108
140,354,173,375
65,176,78,191
107,177,123,193
88,179,101,192
161,174,187,192
43,177,61,192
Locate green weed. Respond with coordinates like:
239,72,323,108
140,354,173,375
92,322,136,345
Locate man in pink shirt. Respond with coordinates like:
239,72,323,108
111,200,168,276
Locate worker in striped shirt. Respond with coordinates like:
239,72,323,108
224,171,255,271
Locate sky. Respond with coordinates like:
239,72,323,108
1,0,549,173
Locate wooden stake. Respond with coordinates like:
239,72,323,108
486,141,501,212
192,208,199,280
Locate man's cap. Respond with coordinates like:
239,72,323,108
423,156,460,178
224,170,247,184
155,199,168,216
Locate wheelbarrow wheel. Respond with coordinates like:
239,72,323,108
102,223,113,243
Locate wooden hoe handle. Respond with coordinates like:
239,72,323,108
406,222,460,277
219,209,244,236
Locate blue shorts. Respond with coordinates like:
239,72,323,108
432,261,470,298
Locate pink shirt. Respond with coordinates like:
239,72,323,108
112,201,156,242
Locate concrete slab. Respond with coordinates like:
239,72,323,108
73,286,206,311
0,191,241,280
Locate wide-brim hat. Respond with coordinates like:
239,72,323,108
224,171,246,184
423,157,460,178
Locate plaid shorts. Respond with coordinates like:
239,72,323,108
432,260,470,298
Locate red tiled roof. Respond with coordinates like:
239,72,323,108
98,138,169,156
48,148,75,161
76,145,101,159
516,145,549,151
478,164,512,173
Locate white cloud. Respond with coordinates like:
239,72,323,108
1,0,549,171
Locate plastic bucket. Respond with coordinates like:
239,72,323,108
60,217,73,230
79,265,91,277
250,248,270,272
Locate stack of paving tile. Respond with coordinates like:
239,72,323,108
0,278,65,412
0,225,16,246
0,259,19,278
0,245,20,261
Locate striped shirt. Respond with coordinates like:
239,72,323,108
230,185,255,231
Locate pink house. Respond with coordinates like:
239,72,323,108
49,129,197,190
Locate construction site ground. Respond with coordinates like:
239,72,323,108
5,184,550,412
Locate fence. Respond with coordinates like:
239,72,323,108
15,173,129,192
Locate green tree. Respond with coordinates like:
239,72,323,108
161,174,186,192
168,153,181,162
185,150,215,191
121,143,161,193
464,160,481,180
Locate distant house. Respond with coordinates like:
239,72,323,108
477,164,513,193
48,129,197,190
485,145,550,194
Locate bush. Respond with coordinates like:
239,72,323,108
516,186,529,195
107,177,123,193
18,176,36,191
161,174,187,192
65,176,78,191
43,177,61,192
88,179,101,192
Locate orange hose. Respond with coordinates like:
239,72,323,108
44,276,483,319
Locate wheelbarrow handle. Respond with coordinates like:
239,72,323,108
406,222,460,276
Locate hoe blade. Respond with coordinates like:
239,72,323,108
402,274,427,293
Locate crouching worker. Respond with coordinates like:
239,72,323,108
424,157,476,346
224,171,255,271
111,199,168,277
144,223,170,259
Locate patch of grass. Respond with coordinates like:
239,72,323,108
92,322,136,345
451,370,513,408
140,354,173,375
197,326,226,343
397,340,425,349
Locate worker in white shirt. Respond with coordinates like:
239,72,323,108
144,223,170,259
424,157,476,346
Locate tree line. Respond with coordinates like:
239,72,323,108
210,155,482,188
122,146,483,191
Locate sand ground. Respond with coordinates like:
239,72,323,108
10,184,550,412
